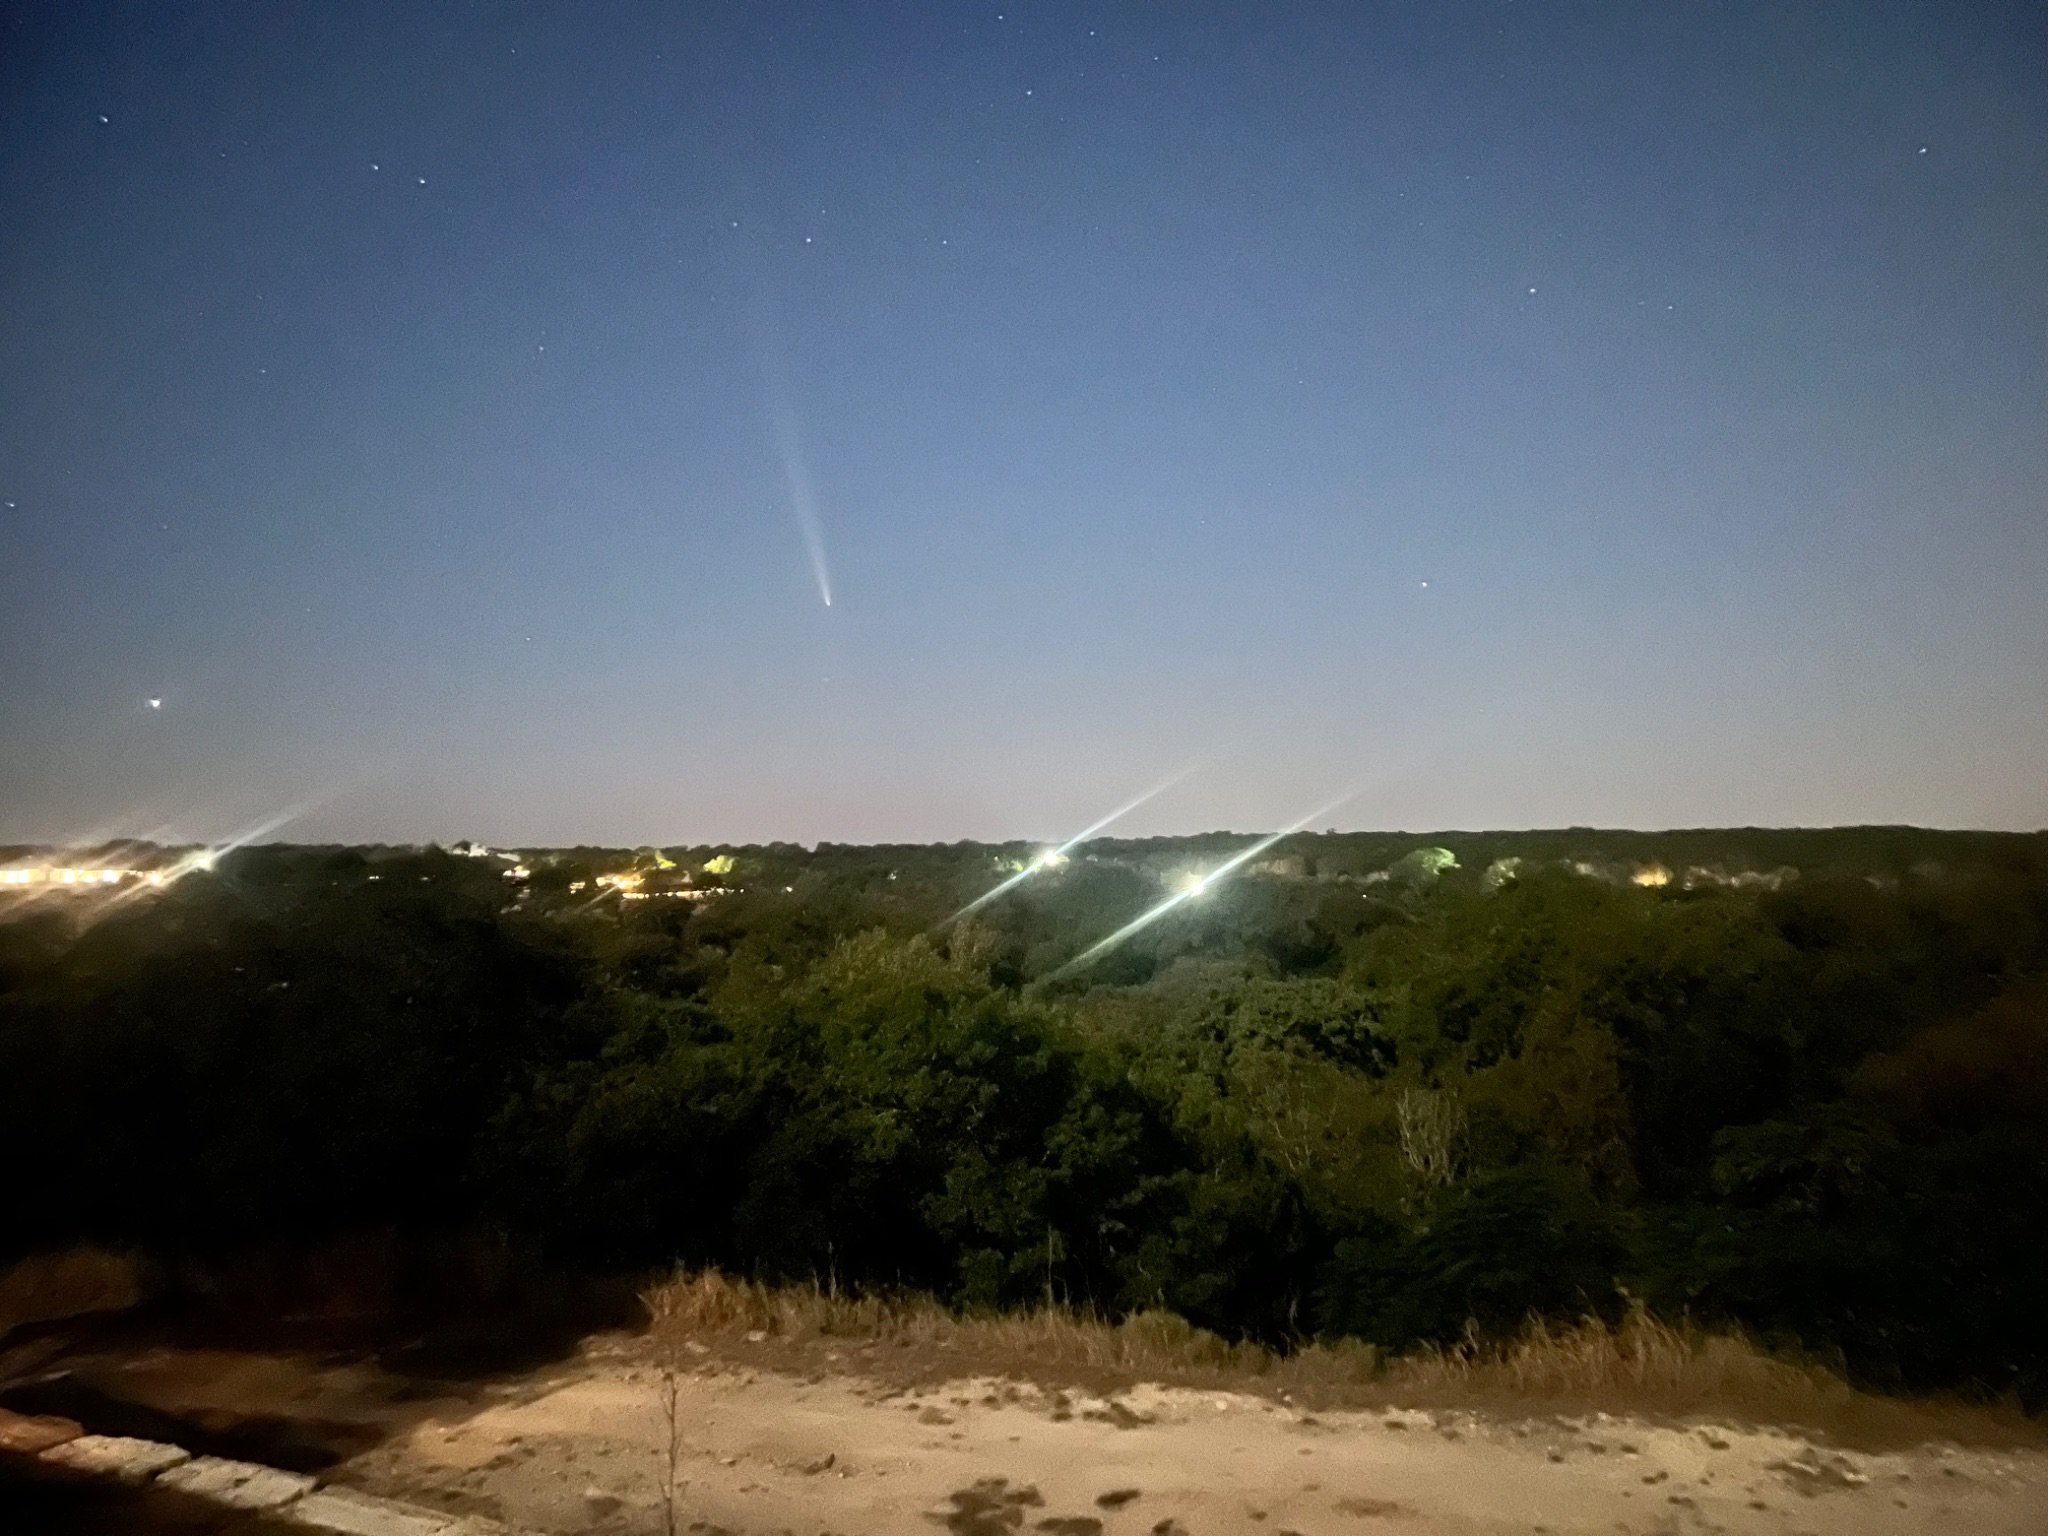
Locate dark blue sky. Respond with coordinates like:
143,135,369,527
3,1,2043,845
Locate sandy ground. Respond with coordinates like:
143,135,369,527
308,1335,2048,1536
12,1329,2048,1536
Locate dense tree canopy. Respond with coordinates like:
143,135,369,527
3,828,2045,1403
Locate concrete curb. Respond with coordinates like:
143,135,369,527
21,1429,529,1535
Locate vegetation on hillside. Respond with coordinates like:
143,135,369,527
3,828,2044,1406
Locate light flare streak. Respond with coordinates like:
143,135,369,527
0,796,329,929
939,769,1194,930
1045,790,1359,981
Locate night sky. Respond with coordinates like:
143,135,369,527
3,2,2043,847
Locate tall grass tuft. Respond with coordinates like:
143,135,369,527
640,1267,1268,1371
640,1268,2008,1439
1373,1306,1854,1415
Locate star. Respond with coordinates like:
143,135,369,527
148,698,162,709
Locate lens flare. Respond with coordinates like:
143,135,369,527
939,768,1195,929
1044,790,1359,981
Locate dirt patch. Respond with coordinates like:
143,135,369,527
8,1268,2048,1536
639,1269,2048,1455
6,1320,2048,1536
0,1249,145,1344
317,1335,2048,1536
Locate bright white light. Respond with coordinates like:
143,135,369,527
939,768,1194,929
1045,790,1359,980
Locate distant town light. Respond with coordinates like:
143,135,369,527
0,863,187,893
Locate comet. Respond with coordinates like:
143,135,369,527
770,400,833,608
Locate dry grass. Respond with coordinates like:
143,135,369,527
0,1246,145,1342
642,1267,1272,1376
638,1266,1798,1402
638,1267,2041,1447
1373,1310,1847,1413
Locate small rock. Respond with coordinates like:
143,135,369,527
39,1435,190,1485
0,1407,80,1454
284,1488,453,1536
934,1478,1042,1535
159,1456,317,1510
1095,1489,1140,1509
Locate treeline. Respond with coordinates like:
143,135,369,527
2,829,2045,1405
